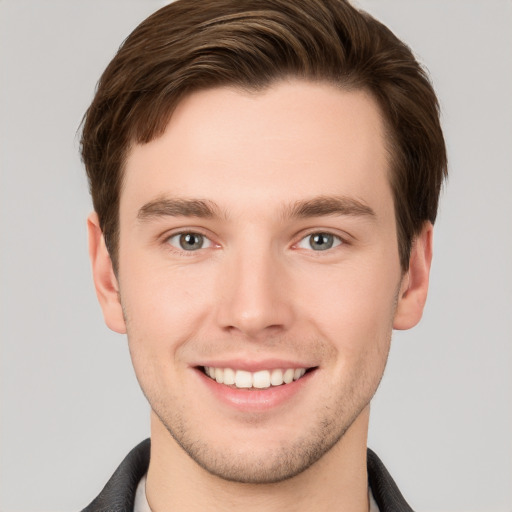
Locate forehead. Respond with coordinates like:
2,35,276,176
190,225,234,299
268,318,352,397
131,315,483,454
121,80,392,219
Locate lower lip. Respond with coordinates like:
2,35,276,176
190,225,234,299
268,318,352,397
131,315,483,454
195,368,315,412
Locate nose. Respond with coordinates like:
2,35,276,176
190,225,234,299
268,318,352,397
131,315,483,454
215,244,294,339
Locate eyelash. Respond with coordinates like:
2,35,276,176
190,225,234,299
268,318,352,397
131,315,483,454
294,231,345,252
164,230,215,255
163,229,347,256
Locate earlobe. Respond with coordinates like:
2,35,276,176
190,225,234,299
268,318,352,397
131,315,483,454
87,212,127,334
393,222,433,330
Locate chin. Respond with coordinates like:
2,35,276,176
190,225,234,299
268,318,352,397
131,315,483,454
153,399,364,484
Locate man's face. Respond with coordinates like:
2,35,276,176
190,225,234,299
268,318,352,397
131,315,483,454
109,81,408,482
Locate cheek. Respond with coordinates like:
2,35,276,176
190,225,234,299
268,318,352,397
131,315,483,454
303,259,400,331
298,258,399,379
119,258,223,389
120,255,214,330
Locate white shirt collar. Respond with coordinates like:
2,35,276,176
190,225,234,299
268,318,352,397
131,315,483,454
133,473,381,512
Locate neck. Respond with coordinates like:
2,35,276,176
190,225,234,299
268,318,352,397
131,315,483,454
146,408,371,512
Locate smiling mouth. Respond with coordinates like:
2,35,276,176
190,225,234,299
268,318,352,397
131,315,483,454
201,366,315,389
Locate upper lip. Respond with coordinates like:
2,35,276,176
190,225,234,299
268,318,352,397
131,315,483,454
193,358,316,372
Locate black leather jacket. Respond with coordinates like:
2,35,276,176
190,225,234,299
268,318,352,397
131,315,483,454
81,439,414,512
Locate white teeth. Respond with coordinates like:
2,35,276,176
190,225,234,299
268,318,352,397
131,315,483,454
203,366,308,389
235,370,252,388
294,368,306,381
223,367,235,385
270,369,284,386
283,368,294,384
252,370,271,389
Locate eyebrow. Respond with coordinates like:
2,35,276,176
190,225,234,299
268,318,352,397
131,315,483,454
137,195,376,222
283,195,376,220
137,197,223,221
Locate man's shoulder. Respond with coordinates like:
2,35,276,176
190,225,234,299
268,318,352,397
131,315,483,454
81,439,150,512
367,448,414,512
81,441,414,512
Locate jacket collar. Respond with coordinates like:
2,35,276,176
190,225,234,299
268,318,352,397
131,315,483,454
82,439,414,512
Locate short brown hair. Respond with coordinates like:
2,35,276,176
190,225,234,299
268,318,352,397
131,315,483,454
81,0,447,271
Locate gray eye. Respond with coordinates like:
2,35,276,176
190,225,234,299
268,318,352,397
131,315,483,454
168,232,212,251
180,233,203,250
297,232,342,251
310,233,334,250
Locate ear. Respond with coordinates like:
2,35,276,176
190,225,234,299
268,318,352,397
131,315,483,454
393,222,433,330
87,212,126,334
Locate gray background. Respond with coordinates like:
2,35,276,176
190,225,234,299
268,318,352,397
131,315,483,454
1,1,511,511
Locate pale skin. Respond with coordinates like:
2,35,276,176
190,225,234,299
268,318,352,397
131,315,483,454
88,80,432,512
